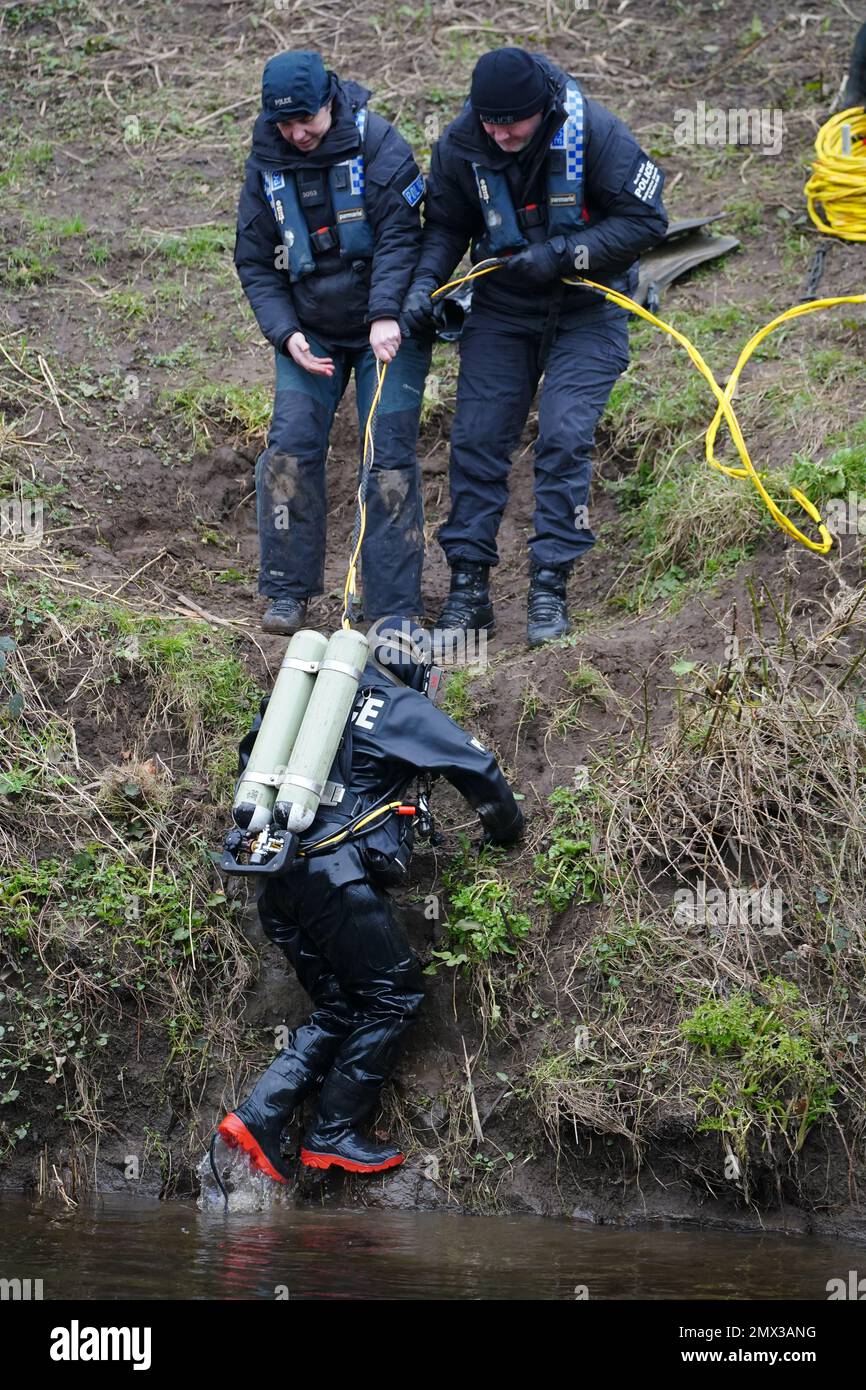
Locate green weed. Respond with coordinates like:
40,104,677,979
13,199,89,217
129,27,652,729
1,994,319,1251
682,977,836,1159
533,787,605,914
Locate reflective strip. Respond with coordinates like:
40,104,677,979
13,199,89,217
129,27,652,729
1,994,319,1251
319,659,365,680
564,82,584,182
280,656,321,674
350,107,367,196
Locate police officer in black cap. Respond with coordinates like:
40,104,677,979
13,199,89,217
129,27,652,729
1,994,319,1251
235,52,431,634
402,48,668,647
217,616,524,1180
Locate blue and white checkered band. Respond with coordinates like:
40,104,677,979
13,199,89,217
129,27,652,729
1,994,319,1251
349,107,367,196
262,170,281,212
565,83,583,182
550,83,584,182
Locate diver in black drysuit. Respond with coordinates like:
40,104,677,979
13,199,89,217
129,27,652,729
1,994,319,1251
217,618,523,1179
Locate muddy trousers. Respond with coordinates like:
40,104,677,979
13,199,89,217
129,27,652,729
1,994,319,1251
255,847,425,1107
438,300,630,570
255,336,432,619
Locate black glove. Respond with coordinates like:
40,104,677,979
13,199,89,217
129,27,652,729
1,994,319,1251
401,276,440,337
478,801,525,848
502,235,570,287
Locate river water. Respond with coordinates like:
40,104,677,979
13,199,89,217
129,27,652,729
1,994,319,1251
2,1193,863,1300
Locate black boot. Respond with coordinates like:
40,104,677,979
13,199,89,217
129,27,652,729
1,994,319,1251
218,1052,319,1184
433,562,495,638
261,596,307,635
300,1069,404,1174
527,565,571,647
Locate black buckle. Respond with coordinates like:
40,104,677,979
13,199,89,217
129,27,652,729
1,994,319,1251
517,202,545,229
310,224,339,253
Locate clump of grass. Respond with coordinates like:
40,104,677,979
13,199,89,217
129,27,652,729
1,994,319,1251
1,581,259,794
682,977,836,1175
603,588,866,906
426,836,532,1031
161,381,271,445
144,224,234,271
105,289,151,322
781,418,866,510
95,757,174,817
110,609,260,783
440,666,481,724
0,138,53,188
1,246,55,288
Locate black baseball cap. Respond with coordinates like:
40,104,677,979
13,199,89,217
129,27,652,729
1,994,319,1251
262,50,332,122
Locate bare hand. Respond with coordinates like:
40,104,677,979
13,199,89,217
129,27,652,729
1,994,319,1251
369,317,401,363
287,331,335,376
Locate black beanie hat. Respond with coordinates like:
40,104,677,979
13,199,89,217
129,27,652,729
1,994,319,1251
470,47,547,124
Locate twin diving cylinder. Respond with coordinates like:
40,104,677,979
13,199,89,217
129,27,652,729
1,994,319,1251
225,627,368,873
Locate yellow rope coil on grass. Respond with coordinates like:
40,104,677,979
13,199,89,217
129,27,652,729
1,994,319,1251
805,106,866,241
564,276,848,555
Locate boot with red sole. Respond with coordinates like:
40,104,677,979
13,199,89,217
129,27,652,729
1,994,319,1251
300,1069,404,1174
217,1052,318,1184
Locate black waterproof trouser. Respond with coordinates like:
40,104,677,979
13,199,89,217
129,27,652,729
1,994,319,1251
256,843,425,1090
438,298,630,570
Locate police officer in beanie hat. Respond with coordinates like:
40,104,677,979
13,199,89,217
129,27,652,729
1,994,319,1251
402,48,668,647
235,52,431,634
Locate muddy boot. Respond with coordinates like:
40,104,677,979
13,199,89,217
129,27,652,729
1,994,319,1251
300,1070,404,1174
218,1053,319,1184
433,562,495,640
261,596,307,635
527,565,571,648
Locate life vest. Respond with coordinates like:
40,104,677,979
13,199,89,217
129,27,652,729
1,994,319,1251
262,107,374,282
471,79,586,259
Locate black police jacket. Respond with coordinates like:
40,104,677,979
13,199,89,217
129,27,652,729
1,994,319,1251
235,78,424,352
237,661,522,883
415,55,668,327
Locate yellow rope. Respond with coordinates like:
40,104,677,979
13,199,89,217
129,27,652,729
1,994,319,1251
563,275,841,554
341,356,387,629
344,244,855,608
805,106,866,241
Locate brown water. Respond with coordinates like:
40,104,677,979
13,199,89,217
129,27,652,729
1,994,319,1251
2,1194,863,1300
